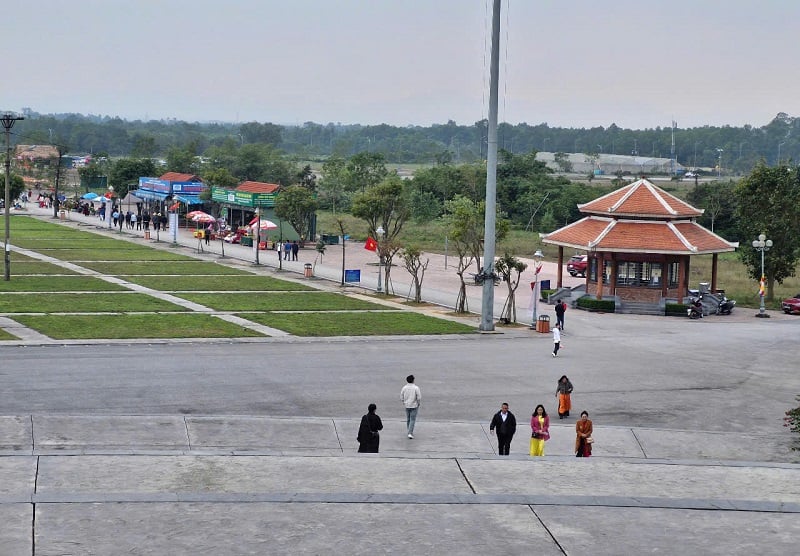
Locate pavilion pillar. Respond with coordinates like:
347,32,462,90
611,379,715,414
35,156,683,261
711,253,718,292
609,252,617,297
661,254,668,298
595,252,604,299
557,246,564,288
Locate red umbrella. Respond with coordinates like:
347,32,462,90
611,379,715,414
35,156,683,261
191,213,216,224
187,210,212,220
250,219,278,230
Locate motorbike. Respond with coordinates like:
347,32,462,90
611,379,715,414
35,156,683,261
687,297,704,319
716,295,736,315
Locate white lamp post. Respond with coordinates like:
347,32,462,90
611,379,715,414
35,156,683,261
529,249,544,329
375,225,385,294
752,233,772,318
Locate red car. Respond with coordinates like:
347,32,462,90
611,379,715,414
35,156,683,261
782,294,800,314
567,254,588,277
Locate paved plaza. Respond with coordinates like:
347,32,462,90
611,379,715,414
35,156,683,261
0,206,799,554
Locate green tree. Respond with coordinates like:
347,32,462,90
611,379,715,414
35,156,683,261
166,145,198,174
130,134,158,158
233,144,295,184
274,185,319,243
239,122,282,145
344,152,388,192
554,152,573,173
351,175,410,291
5,173,25,203
319,156,349,212
734,162,800,301
110,158,157,198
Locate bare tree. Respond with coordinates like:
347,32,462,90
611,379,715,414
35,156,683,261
495,253,528,323
400,245,429,303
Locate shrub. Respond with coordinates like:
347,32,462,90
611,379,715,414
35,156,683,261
576,297,615,312
785,395,800,451
540,288,555,300
665,303,687,315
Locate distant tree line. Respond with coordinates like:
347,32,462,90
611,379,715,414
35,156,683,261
11,109,800,172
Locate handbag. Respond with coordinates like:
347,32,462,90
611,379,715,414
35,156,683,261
586,436,594,444
531,432,541,439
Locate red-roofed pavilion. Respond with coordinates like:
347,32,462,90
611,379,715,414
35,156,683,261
543,179,738,305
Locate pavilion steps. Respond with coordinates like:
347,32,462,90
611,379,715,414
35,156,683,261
617,301,664,316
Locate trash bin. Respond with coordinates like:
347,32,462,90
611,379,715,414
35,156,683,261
144,230,151,240
536,314,550,334
304,263,313,278
59,210,66,220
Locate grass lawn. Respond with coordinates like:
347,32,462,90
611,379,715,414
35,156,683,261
0,276,128,292
12,238,139,250
0,328,18,340
9,261,80,274
0,293,188,313
11,313,266,339
178,292,393,311
31,248,197,261
124,275,315,291
239,311,475,336
81,261,252,275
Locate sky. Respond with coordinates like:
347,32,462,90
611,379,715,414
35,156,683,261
3,0,799,129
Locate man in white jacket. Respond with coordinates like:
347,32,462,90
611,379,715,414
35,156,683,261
400,374,422,439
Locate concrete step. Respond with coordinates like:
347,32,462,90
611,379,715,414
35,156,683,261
618,301,664,315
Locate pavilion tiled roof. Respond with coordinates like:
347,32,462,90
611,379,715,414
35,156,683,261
543,216,738,254
236,181,281,193
578,178,702,219
159,172,202,183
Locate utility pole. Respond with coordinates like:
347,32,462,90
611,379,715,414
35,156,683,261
480,0,501,332
2,112,25,281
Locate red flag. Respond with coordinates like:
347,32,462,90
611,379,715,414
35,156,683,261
364,237,378,251
535,263,543,275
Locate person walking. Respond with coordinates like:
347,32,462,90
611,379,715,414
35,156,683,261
555,375,573,419
529,404,550,457
552,323,562,357
291,240,299,261
284,241,291,260
555,300,566,330
489,402,517,455
575,411,593,457
400,374,421,439
357,403,383,453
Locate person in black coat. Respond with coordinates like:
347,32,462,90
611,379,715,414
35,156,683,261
357,403,383,453
489,402,517,455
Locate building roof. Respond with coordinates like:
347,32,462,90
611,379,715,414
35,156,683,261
542,178,737,255
578,178,702,219
543,216,738,255
159,172,202,183
236,181,281,193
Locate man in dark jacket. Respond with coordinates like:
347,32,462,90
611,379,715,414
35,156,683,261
489,402,517,455
555,300,566,330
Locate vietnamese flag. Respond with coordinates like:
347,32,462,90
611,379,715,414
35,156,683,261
364,237,378,251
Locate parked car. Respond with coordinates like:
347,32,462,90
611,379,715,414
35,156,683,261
567,254,588,277
782,294,800,314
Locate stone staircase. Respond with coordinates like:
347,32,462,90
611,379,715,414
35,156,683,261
618,300,665,316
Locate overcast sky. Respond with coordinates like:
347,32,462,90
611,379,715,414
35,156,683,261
3,0,797,129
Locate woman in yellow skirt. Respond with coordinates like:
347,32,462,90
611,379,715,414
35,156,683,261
529,404,550,456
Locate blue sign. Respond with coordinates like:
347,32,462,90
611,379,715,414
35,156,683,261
344,269,361,283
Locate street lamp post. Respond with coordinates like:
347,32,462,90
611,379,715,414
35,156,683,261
529,249,544,329
716,148,724,178
375,225,385,294
3,112,24,281
752,234,772,318
107,186,114,229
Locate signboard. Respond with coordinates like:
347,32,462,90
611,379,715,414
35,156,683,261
172,181,205,194
211,186,276,207
138,177,171,193
344,269,361,283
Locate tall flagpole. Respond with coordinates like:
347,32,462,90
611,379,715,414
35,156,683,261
479,0,501,331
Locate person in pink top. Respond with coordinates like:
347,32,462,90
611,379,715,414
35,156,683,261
529,404,551,456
